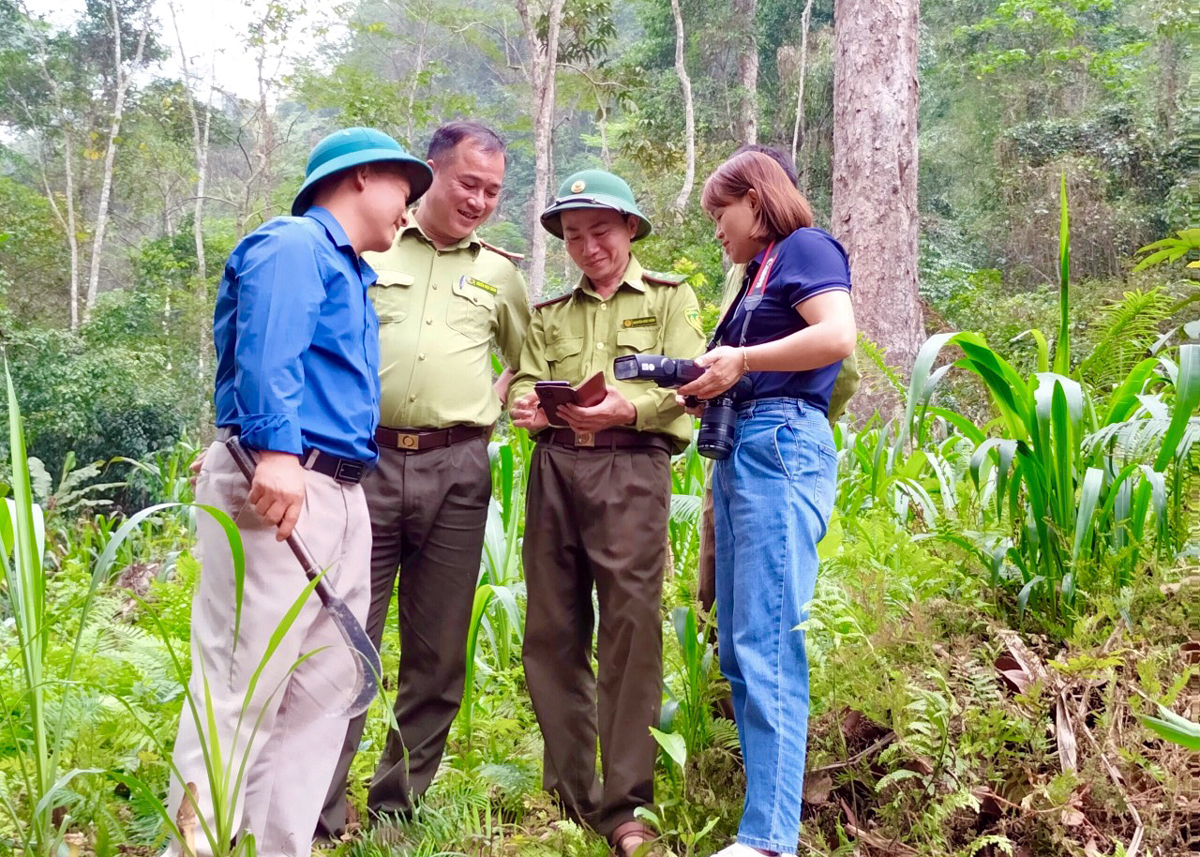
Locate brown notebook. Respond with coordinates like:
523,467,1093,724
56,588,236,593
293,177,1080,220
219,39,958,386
535,371,608,427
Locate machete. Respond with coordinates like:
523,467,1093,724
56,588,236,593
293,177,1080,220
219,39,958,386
224,436,381,719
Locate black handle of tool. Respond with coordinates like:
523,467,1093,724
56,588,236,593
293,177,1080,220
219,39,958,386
224,437,324,582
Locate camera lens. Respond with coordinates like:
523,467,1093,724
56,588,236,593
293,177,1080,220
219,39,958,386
696,394,738,460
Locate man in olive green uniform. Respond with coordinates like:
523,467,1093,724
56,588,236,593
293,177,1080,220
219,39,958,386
509,170,704,856
318,122,531,836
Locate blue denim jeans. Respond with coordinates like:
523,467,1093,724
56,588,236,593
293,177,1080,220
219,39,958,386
713,397,837,854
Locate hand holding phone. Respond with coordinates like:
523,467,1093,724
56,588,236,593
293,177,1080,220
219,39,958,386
535,371,607,427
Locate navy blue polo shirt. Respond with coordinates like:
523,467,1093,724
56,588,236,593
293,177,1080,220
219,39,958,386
716,227,851,413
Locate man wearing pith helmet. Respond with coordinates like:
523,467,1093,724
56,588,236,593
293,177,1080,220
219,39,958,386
509,169,705,857
167,127,431,856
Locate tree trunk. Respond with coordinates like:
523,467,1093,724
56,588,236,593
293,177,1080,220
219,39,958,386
61,139,81,332
670,0,696,215
84,0,149,320
831,0,923,418
517,0,566,300
255,51,276,223
169,1,215,392
170,2,212,281
26,14,82,329
733,0,758,145
791,0,814,176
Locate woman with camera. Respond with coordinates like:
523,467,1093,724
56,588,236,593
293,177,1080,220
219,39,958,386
678,151,856,857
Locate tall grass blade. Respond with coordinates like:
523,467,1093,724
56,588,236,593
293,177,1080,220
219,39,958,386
1054,171,1070,376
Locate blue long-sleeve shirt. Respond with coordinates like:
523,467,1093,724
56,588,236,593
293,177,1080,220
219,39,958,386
213,207,381,463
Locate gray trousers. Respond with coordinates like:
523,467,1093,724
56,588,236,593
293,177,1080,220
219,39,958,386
168,441,371,857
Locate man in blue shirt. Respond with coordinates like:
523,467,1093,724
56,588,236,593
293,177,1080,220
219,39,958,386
167,128,433,857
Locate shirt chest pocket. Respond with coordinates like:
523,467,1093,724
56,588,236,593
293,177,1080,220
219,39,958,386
544,334,585,381
447,276,496,342
616,326,660,355
371,270,415,323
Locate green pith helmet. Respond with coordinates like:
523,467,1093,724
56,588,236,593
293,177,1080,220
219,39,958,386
540,169,653,241
291,127,434,216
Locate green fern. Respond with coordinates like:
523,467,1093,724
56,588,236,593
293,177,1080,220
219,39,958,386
1077,288,1174,388
857,333,907,394
709,717,741,753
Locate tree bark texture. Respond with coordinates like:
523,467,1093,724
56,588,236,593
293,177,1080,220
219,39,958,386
831,0,923,415
733,0,758,146
670,0,696,215
517,0,566,299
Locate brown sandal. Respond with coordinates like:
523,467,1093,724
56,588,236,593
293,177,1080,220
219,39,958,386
612,820,661,857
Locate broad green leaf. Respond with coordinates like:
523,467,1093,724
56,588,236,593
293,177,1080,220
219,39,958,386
901,332,957,447
649,726,687,769
1071,468,1103,562
1154,344,1200,471
1140,705,1200,750
817,508,843,561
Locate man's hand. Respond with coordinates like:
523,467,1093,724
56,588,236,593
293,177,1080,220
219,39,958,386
189,448,207,491
559,386,637,433
511,391,549,431
675,394,705,418
677,346,745,401
494,367,515,406
248,450,306,541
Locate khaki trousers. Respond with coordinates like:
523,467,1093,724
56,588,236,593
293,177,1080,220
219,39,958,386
521,441,671,841
167,441,371,857
319,436,491,833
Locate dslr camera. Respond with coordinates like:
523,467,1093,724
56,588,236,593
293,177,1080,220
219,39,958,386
613,354,751,460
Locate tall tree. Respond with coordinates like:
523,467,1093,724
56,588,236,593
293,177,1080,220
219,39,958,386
168,1,213,282
516,0,566,298
831,0,923,411
733,0,757,144
84,0,151,319
669,0,695,214
5,2,84,328
790,0,813,169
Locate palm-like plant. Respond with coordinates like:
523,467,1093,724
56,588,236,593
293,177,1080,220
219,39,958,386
901,176,1200,629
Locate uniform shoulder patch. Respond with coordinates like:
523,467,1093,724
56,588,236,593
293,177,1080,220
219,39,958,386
534,292,572,311
641,269,686,286
479,239,526,262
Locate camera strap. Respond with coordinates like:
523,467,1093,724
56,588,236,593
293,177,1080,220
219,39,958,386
711,241,782,349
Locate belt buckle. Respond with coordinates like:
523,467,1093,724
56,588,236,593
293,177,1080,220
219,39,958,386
396,432,420,451
574,430,595,448
333,459,364,484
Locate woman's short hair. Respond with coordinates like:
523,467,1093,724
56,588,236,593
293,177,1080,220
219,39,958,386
702,151,813,240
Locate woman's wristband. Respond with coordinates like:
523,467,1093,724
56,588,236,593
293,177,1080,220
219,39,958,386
741,346,751,375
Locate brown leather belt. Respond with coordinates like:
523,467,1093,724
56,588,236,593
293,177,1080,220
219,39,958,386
375,424,489,452
537,428,671,453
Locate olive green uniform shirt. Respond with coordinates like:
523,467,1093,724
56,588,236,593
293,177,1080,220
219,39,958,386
722,261,860,423
364,220,531,430
510,254,705,454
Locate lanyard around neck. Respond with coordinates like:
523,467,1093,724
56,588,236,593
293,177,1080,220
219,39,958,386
712,240,781,349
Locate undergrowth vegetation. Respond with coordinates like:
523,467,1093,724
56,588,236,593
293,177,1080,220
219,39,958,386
1,208,1197,856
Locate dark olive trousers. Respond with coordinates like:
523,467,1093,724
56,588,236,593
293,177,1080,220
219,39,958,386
521,441,671,841
317,436,491,837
